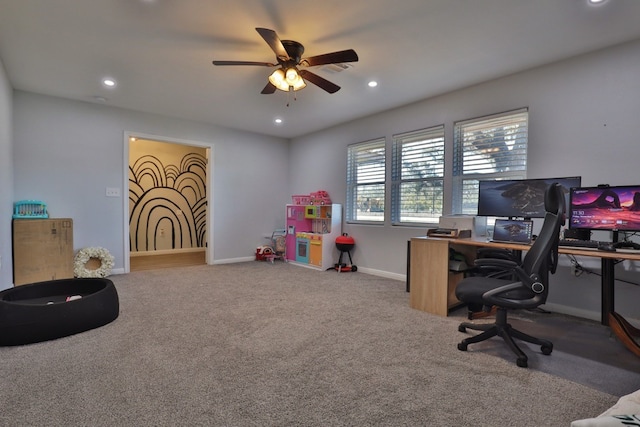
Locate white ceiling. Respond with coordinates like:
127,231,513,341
1,0,640,139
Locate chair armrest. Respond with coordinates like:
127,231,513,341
481,266,546,309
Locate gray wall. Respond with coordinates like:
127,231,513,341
9,92,289,290
4,39,640,321
289,39,640,321
0,58,13,289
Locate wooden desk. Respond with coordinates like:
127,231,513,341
409,236,640,355
409,237,532,316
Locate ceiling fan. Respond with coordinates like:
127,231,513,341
212,27,358,95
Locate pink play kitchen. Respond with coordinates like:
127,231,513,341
286,191,342,270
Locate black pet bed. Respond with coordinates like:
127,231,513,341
0,278,119,346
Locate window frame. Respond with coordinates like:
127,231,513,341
391,125,445,226
452,108,528,216
346,138,386,224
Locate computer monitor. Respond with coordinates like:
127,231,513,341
569,185,640,232
477,176,581,218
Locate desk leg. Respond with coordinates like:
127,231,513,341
406,240,410,293
599,259,640,358
601,258,615,326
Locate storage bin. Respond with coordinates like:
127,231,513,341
13,200,48,219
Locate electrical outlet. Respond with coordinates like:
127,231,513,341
106,187,120,197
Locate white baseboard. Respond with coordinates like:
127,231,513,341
355,266,405,282
213,256,255,265
288,261,325,271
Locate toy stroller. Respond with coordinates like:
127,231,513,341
265,229,287,264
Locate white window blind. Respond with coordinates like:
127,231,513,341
391,125,445,224
346,138,386,222
452,109,528,215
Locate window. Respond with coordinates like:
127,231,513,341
391,125,445,225
346,138,386,223
452,109,528,215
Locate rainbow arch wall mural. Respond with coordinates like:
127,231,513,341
129,139,207,252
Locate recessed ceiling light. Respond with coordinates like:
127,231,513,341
102,78,117,88
274,118,283,124
368,81,378,88
588,0,606,4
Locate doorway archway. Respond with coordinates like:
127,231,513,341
123,132,213,272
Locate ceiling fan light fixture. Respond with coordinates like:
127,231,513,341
289,73,306,91
269,68,305,91
268,69,285,85
268,69,290,91
285,68,299,82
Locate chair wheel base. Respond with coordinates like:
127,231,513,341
456,308,554,368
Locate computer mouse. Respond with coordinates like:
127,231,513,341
598,243,616,252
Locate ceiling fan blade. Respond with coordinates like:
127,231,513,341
255,27,289,62
261,82,277,94
301,49,359,67
299,70,340,94
212,60,276,66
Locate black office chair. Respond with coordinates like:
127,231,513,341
455,183,565,367
465,247,522,318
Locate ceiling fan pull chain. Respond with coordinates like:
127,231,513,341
286,86,296,107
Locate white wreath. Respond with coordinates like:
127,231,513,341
74,247,115,278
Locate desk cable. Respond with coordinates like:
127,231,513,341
564,253,640,287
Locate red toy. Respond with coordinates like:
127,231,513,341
334,233,357,272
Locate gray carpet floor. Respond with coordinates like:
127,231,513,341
1,262,637,426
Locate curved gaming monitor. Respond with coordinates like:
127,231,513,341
477,176,581,219
569,185,640,232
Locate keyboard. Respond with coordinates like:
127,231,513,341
558,239,602,249
559,239,640,251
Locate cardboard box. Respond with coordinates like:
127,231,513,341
12,218,74,285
